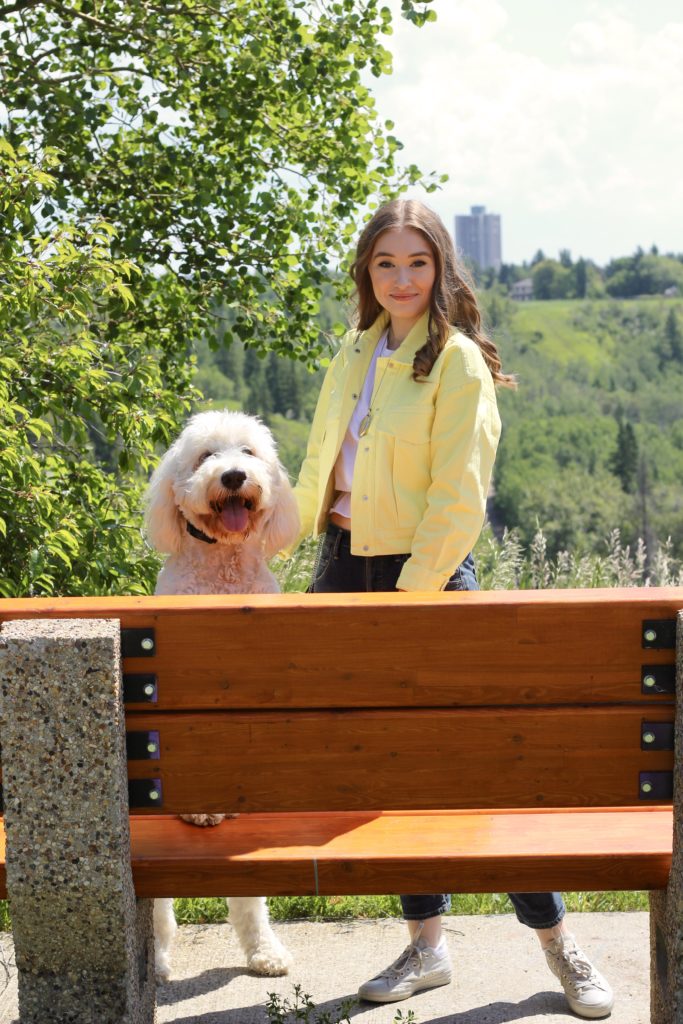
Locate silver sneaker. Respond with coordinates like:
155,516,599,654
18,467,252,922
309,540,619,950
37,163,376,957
544,934,614,1019
358,940,452,1003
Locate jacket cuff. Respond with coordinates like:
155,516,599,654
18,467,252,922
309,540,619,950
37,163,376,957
396,560,451,592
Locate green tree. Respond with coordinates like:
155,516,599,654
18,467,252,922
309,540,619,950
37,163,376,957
665,308,683,364
0,141,193,596
609,418,639,494
531,259,575,300
575,257,588,299
1,0,439,365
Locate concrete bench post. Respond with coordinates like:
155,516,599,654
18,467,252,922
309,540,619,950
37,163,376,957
0,618,155,1024
650,609,683,1024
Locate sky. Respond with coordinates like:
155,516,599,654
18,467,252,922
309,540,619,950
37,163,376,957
368,0,683,266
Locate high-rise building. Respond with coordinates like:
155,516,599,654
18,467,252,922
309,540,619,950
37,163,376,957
454,205,502,271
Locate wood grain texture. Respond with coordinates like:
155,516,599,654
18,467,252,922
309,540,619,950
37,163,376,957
0,588,680,709
0,807,670,898
124,706,675,813
129,808,673,896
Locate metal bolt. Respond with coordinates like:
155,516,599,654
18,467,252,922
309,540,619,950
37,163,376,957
643,732,656,744
141,637,154,652
644,629,657,642
143,683,155,696
643,675,656,688
641,782,653,793
147,742,158,754
149,789,160,801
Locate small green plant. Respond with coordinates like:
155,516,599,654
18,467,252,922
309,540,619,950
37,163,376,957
265,985,416,1023
265,984,355,1024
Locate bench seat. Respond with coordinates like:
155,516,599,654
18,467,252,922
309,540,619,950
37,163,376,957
3,807,668,900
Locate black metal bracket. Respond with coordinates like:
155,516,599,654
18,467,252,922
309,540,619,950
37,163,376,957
126,730,160,760
641,721,675,751
642,664,676,695
128,778,163,808
642,620,677,649
123,674,158,704
639,771,674,800
121,628,156,658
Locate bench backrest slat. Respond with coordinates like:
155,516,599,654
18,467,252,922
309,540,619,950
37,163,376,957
0,590,679,709
124,706,675,814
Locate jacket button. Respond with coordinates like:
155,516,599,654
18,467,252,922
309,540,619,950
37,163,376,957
352,393,358,399
363,545,369,552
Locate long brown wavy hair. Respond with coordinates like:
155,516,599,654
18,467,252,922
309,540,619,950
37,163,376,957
349,199,516,387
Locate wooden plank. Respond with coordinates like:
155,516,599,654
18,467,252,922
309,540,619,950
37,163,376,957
0,807,673,899
0,589,681,709
124,706,675,813
122,807,672,896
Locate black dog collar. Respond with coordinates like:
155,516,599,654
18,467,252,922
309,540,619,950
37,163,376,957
185,519,217,544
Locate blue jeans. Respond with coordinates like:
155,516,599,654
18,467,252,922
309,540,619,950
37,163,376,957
310,523,566,930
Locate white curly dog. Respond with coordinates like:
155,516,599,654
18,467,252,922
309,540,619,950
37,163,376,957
144,409,300,980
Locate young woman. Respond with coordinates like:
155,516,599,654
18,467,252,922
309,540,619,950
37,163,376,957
293,199,613,1019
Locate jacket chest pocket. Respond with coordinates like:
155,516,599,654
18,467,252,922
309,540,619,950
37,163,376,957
380,399,435,444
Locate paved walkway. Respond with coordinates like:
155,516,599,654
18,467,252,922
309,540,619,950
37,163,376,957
0,912,649,1023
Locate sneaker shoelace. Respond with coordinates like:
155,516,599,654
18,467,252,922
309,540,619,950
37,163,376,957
376,943,423,980
557,945,605,993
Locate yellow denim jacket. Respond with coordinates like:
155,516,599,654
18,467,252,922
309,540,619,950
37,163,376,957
294,311,501,591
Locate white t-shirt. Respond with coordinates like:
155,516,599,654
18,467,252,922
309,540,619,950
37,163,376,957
331,330,390,520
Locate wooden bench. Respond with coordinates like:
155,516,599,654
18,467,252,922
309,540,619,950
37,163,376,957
0,587,682,1022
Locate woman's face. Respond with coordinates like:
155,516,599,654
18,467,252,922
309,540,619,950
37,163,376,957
368,227,436,333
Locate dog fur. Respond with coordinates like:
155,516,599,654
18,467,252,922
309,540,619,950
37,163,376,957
145,409,300,979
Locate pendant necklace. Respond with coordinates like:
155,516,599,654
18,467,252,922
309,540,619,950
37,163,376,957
358,333,394,437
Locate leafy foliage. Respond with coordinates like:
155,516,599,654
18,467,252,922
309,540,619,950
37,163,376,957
1,0,438,364
0,142,195,595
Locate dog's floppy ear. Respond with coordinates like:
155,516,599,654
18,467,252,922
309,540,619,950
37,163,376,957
262,463,301,560
144,446,185,554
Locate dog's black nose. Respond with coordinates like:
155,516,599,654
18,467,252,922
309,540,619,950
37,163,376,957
221,469,247,490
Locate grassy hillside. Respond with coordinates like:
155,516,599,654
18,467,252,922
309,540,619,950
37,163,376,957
491,297,683,559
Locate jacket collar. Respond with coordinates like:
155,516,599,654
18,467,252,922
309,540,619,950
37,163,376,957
356,310,431,366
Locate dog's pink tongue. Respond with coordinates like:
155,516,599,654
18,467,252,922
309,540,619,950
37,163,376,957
220,498,249,533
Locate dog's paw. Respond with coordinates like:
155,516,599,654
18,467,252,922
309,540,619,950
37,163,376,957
155,953,172,983
247,944,293,977
179,813,226,827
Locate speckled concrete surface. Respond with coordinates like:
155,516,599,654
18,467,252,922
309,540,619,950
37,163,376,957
0,619,155,1023
0,912,650,1023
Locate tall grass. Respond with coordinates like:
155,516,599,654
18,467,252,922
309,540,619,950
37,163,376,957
275,524,683,593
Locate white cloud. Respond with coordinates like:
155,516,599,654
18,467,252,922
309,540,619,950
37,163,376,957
369,1,683,262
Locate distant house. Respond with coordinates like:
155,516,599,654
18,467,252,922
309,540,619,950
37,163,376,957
510,278,534,301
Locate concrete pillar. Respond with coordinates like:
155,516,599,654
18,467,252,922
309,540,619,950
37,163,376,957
0,618,155,1024
650,610,683,1024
